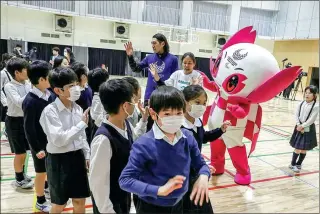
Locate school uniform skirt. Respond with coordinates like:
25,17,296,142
289,123,318,150
183,169,214,214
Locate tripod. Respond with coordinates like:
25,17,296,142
291,77,304,101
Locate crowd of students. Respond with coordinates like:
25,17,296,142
0,32,317,214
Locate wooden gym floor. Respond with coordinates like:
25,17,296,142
0,77,319,213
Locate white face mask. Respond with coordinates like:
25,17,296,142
124,102,135,118
188,104,206,119
67,85,81,101
157,115,184,134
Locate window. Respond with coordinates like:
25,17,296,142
239,7,278,37
23,0,75,12
142,1,182,26
192,1,231,31
87,1,132,20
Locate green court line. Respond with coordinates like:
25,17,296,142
0,156,14,159
1,149,318,182
24,152,30,173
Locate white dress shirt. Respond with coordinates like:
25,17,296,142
152,123,186,146
30,87,51,101
4,79,31,117
90,93,107,127
89,118,146,214
39,98,90,159
0,68,13,106
296,100,319,128
182,117,202,133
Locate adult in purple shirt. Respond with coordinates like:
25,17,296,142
124,33,179,105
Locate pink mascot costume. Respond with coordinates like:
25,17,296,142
201,26,301,185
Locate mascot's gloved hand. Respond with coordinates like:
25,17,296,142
227,104,249,119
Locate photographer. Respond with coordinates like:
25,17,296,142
283,63,295,99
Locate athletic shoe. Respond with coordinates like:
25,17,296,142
36,200,51,213
15,179,34,189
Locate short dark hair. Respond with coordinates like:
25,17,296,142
122,77,140,96
49,67,78,89
52,47,60,53
71,62,88,81
99,79,134,115
28,60,51,85
152,33,170,53
182,85,207,102
305,85,318,101
16,44,22,48
6,57,30,78
181,52,196,64
88,68,109,92
53,56,68,69
150,86,186,114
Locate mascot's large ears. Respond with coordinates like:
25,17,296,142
221,26,257,51
247,66,301,103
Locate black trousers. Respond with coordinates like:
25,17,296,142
136,197,183,214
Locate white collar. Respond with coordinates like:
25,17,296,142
152,123,186,146
182,117,202,130
11,79,26,86
31,87,51,100
103,118,128,139
55,98,75,112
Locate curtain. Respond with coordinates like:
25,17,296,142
88,48,127,76
73,46,88,65
27,42,71,62
195,57,215,81
0,39,8,56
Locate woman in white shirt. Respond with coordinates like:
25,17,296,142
289,85,319,173
149,52,203,91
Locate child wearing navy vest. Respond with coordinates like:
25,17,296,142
181,85,231,214
87,68,109,141
89,79,146,214
4,57,33,189
119,86,210,214
71,62,93,144
22,60,55,212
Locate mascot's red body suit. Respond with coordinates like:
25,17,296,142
201,26,301,185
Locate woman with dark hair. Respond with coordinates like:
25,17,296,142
53,55,69,69
289,85,319,173
124,33,179,105
124,33,179,131
63,47,76,65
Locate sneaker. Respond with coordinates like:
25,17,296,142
291,165,300,173
15,179,34,189
36,200,51,213
23,173,32,182
296,165,302,170
288,164,294,169
44,188,50,200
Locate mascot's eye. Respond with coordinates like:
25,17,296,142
226,75,238,92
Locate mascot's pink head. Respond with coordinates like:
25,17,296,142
210,26,301,103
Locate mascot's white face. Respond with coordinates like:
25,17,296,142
212,43,280,98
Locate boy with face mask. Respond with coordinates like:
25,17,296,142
39,67,90,213
89,79,147,214
119,86,211,214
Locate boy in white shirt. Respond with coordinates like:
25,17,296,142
4,57,33,189
40,67,90,213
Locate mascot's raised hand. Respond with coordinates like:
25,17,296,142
201,26,301,185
